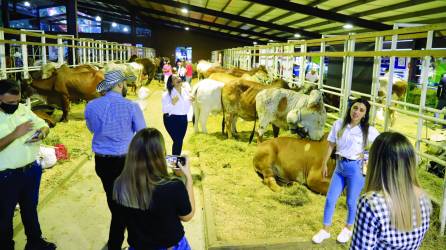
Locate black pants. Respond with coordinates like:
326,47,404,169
0,162,42,250
163,114,188,155
95,155,126,250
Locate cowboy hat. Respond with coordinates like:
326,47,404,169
96,70,136,92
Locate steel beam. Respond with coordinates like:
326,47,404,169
142,0,320,38
140,7,286,42
246,0,391,30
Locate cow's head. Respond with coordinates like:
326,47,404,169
287,104,326,141
307,89,323,108
252,70,270,84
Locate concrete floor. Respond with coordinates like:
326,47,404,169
13,89,205,250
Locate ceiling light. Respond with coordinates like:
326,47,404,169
241,34,248,37
111,22,117,27
23,1,30,7
343,23,353,29
185,27,190,31
294,33,301,38
181,8,188,14
123,27,129,32
95,16,101,22
269,39,274,42
253,41,257,45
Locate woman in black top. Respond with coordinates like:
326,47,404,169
113,128,195,250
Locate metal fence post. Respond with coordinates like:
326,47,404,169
21,33,29,79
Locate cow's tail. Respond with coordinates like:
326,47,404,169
221,90,225,135
191,83,200,127
248,119,257,144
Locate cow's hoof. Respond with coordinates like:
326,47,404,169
269,184,281,192
264,177,281,192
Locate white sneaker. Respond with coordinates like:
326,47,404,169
312,229,331,244
337,227,352,243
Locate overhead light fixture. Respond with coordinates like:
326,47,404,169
23,1,30,7
181,8,188,14
95,16,101,22
185,27,190,31
111,22,117,27
253,41,257,45
241,34,248,37
269,39,274,42
294,33,301,38
343,23,353,29
123,27,129,32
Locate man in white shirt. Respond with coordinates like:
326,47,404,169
305,68,319,83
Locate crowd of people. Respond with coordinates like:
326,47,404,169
0,58,437,250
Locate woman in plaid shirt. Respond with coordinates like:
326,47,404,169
350,132,431,249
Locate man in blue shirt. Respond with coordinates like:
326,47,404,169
85,70,146,250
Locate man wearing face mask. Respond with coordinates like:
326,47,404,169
0,79,55,250
85,70,146,250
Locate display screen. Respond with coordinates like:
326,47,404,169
39,6,66,17
175,47,192,62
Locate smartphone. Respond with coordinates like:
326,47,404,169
166,155,186,169
25,130,41,143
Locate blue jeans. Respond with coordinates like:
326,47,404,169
0,162,43,250
128,236,191,250
323,159,365,226
163,114,188,155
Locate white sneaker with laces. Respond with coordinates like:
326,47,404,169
312,229,331,244
337,227,352,243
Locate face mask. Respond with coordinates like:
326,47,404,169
122,86,128,97
0,102,19,114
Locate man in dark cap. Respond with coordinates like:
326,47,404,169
85,70,146,250
0,79,55,250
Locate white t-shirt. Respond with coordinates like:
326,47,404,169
161,87,191,115
328,119,379,160
178,66,186,77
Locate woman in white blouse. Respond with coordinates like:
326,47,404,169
162,75,193,155
312,98,380,244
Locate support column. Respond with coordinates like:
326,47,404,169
131,15,137,47
1,0,10,28
66,0,78,65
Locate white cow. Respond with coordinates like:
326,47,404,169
103,62,145,91
256,88,326,141
191,79,225,133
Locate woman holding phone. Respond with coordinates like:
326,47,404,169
113,128,195,250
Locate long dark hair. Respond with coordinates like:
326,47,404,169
338,98,371,148
113,128,170,210
166,75,174,96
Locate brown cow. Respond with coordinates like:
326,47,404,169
208,72,239,84
253,134,336,194
221,78,288,140
24,65,104,122
203,66,227,78
206,66,270,83
135,58,157,85
377,77,408,126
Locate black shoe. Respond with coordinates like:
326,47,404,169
24,238,56,250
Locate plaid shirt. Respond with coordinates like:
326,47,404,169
85,91,146,155
350,192,431,250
